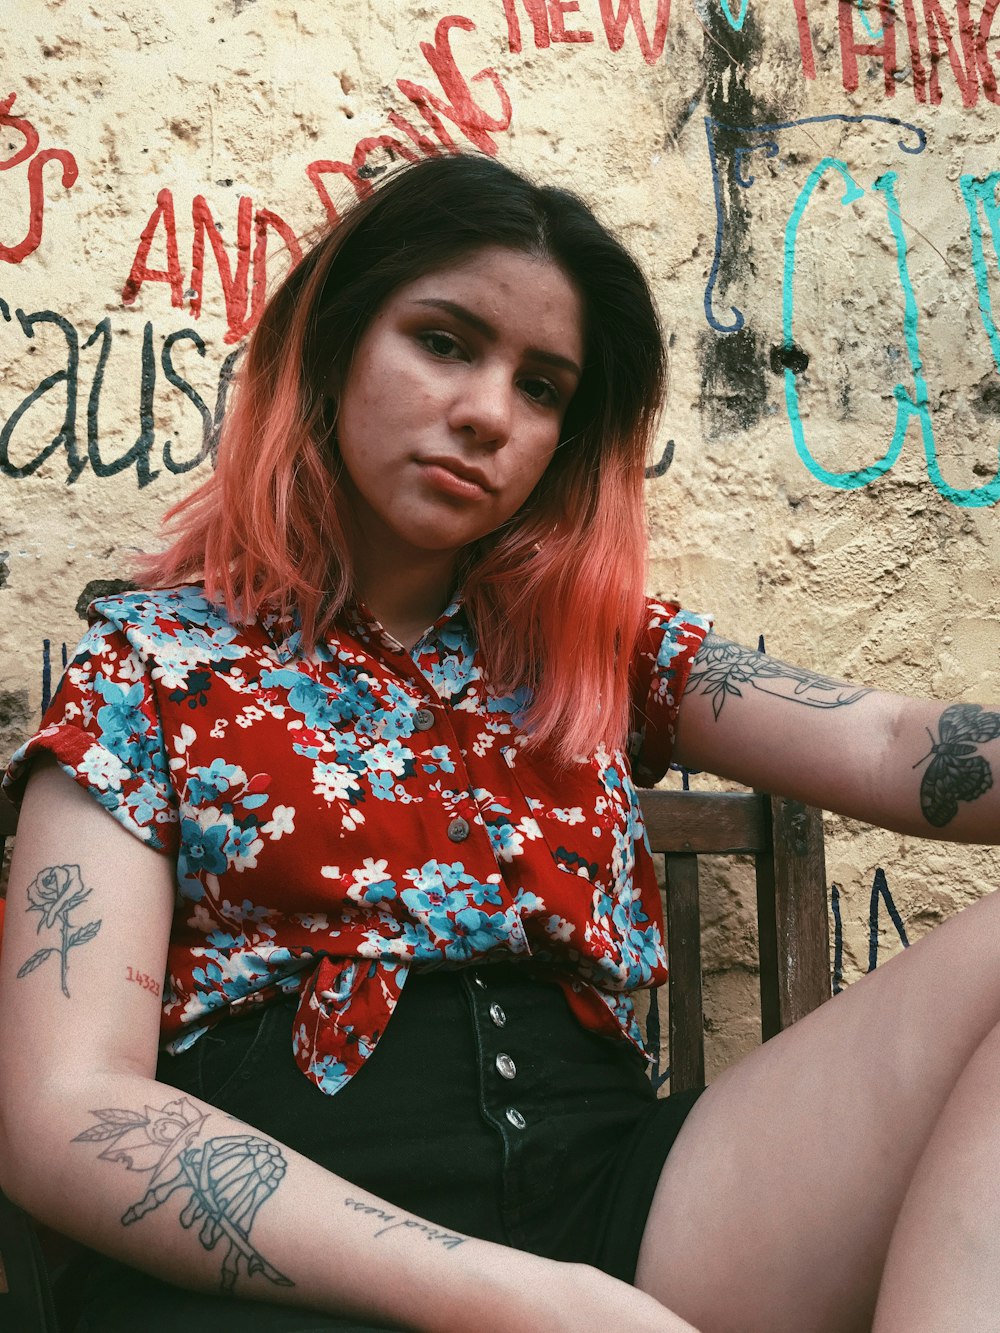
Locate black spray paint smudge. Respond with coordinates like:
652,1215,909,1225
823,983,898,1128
698,7,778,438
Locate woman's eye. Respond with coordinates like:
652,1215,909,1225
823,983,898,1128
420,331,462,358
521,377,559,407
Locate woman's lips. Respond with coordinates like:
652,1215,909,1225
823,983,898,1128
418,459,492,499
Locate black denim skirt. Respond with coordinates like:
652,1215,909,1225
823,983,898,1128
66,963,702,1332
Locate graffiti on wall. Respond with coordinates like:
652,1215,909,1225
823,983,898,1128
501,0,1000,105
4,4,1000,500
0,300,245,485
0,92,78,264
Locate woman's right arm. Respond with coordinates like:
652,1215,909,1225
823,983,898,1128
0,763,691,1331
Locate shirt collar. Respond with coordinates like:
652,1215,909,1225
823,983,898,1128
262,594,468,663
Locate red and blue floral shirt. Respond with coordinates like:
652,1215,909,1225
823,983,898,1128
3,586,711,1095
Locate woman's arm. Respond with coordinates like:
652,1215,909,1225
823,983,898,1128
0,763,689,1332
673,634,1000,843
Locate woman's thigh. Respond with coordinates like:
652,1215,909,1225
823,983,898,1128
634,880,1000,1333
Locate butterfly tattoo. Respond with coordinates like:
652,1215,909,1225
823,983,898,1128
913,704,1000,827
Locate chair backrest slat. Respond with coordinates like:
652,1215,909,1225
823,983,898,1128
766,795,830,1034
664,851,705,1093
641,789,765,854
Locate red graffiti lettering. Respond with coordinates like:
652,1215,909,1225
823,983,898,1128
837,0,1000,107
547,0,594,44
979,0,1000,102
900,0,930,101
923,0,980,105
839,0,899,96
308,15,512,226
250,210,304,329
595,0,671,66
190,195,253,343
502,0,554,49
307,135,424,224
123,190,301,343
792,0,817,79
396,16,513,154
0,93,79,264
122,188,185,309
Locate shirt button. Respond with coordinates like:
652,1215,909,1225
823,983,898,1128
413,708,434,731
447,817,470,842
495,1053,517,1080
506,1107,526,1130
489,1003,506,1028
473,975,488,990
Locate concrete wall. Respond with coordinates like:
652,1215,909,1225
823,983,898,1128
3,0,1000,1079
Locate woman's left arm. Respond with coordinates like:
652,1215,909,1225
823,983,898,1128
673,634,1000,843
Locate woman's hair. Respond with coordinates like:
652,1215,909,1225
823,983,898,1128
140,153,666,763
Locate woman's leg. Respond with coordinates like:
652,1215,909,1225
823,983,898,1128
632,880,1000,1333
872,1019,1000,1330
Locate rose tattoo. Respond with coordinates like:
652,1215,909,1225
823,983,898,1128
17,864,102,997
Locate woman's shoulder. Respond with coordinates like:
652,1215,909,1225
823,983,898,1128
86,582,240,637
640,595,714,638
78,583,258,675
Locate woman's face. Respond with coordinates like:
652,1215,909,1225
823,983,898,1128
334,245,585,575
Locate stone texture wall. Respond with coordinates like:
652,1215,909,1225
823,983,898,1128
3,0,1000,1078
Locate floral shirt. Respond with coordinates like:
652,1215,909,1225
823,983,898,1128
3,586,712,1096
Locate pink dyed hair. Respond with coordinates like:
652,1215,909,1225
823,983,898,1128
139,154,665,764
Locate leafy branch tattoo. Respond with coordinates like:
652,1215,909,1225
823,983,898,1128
686,636,872,721
73,1097,293,1293
16,864,102,997
914,703,1000,827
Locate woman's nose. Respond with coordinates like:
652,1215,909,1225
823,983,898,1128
450,368,513,446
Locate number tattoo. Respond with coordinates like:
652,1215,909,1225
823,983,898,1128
913,703,1000,827
686,636,872,721
16,864,102,998
73,1097,293,1293
125,965,162,997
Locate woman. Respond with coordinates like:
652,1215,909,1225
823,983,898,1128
1,152,999,1333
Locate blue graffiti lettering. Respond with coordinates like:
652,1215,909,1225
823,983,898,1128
0,302,239,486
866,866,910,971
704,112,927,334
832,869,909,995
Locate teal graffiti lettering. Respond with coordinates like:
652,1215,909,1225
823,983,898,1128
719,0,750,30
855,0,884,42
782,158,900,489
782,162,1000,507
959,171,1000,435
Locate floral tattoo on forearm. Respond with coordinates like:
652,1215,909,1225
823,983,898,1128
16,864,102,998
686,636,872,721
74,1097,294,1294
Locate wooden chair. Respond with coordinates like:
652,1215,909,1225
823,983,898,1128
0,785,829,1329
643,787,830,1091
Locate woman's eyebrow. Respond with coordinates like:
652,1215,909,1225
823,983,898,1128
412,298,582,378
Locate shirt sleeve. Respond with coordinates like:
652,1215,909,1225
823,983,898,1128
628,599,713,788
2,612,178,855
